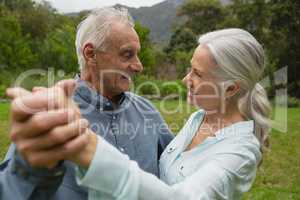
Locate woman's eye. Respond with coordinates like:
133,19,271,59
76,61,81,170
196,72,202,78
191,69,202,78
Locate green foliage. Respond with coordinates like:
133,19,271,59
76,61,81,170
0,0,34,11
172,50,193,78
165,27,197,54
18,1,56,40
38,25,78,73
135,22,156,76
0,5,37,71
287,96,300,108
0,84,6,99
164,27,196,78
0,70,15,94
164,0,226,79
166,0,300,98
268,0,300,98
177,0,225,34
134,75,186,99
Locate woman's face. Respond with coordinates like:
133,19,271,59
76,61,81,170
183,45,222,113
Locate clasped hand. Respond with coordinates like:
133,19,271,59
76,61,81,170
6,80,97,169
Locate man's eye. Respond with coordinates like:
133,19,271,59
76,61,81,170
123,51,133,59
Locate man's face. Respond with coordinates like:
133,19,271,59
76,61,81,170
92,22,143,99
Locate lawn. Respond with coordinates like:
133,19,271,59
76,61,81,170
0,101,299,199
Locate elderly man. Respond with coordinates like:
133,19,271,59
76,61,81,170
0,7,173,199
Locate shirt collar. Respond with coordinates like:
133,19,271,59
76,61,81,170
73,77,127,111
192,110,254,141
214,120,254,140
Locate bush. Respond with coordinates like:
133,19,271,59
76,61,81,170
288,96,300,108
0,69,75,99
134,75,187,99
0,85,6,99
160,80,186,98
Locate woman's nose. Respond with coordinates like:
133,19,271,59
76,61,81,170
182,73,191,85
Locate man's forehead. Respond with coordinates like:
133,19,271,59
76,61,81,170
108,23,140,49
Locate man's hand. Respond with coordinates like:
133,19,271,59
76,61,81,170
6,80,90,169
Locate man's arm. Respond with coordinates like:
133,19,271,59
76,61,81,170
0,144,66,200
157,130,174,160
1,81,89,199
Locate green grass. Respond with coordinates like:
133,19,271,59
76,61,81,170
0,103,10,159
0,101,299,199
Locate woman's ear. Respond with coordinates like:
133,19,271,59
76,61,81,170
224,81,240,99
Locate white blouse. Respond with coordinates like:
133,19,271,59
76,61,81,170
77,109,262,200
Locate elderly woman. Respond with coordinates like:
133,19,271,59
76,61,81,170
73,28,271,199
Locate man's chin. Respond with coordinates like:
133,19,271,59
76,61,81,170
117,85,131,93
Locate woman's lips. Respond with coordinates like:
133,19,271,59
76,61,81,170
188,89,196,96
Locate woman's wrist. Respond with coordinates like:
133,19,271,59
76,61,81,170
71,129,98,168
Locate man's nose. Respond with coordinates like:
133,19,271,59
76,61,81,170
130,58,143,73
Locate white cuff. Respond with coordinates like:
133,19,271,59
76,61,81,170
76,135,131,196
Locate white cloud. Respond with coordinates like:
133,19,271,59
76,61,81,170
34,0,165,13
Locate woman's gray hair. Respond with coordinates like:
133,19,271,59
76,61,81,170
75,6,134,71
199,28,271,150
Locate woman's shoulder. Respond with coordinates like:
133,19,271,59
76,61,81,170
211,132,262,173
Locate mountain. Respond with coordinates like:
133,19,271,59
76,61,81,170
118,0,186,43
68,0,231,43
118,0,231,43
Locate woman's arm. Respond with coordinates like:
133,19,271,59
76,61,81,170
75,134,258,200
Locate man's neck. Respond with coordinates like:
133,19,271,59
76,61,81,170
80,72,122,104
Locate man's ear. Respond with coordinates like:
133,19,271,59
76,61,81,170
83,43,96,65
224,81,240,99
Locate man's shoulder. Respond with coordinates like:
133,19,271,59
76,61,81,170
125,92,158,112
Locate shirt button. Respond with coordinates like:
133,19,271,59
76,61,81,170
54,170,64,177
167,146,176,153
119,147,125,152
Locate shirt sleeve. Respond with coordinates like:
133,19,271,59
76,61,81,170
0,143,66,200
76,136,258,200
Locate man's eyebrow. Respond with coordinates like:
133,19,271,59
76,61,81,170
120,45,133,51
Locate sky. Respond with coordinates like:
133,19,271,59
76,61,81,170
34,0,166,13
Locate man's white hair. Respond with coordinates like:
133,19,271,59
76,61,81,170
198,28,271,150
75,6,134,71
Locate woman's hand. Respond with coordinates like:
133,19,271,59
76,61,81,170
6,79,92,169
67,129,98,169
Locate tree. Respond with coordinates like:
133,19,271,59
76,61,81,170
268,0,300,97
0,5,36,71
223,0,300,97
38,24,78,73
0,0,34,11
164,27,196,78
223,0,271,46
134,22,156,76
177,0,226,35
165,27,197,54
18,1,58,41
